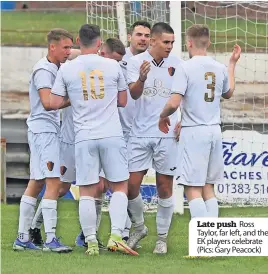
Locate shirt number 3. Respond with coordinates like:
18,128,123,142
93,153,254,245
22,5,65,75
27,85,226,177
204,72,215,102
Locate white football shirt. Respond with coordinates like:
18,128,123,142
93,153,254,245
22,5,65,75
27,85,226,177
60,106,74,144
27,57,60,133
171,56,229,126
52,54,127,143
127,51,183,138
118,47,135,134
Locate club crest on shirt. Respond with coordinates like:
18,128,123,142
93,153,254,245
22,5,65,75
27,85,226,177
60,166,67,175
47,161,54,171
168,67,175,76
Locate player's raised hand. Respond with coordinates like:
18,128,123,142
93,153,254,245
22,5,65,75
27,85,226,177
173,121,181,142
229,44,241,64
139,60,151,82
159,117,170,134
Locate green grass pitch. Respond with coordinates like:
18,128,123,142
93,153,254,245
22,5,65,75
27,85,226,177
1,11,267,52
1,201,267,274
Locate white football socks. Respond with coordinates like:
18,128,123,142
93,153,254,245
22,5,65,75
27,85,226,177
188,198,208,218
128,193,145,232
18,195,37,242
79,196,96,242
205,197,219,217
31,201,43,229
42,199,57,243
109,191,128,237
156,196,174,240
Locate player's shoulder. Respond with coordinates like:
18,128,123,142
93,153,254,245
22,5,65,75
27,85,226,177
101,55,119,65
183,56,207,68
123,47,133,60
101,56,121,72
130,51,148,62
120,48,133,67
212,58,227,71
33,57,58,76
202,56,227,73
60,59,73,69
166,54,184,66
57,59,78,77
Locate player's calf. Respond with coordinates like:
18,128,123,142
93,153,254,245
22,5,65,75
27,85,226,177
128,171,144,200
30,181,71,246
106,176,138,254
14,184,42,249
185,186,208,218
16,193,38,245
42,178,61,244
79,185,99,254
108,181,129,237
202,183,219,217
42,178,72,252
127,171,148,248
154,173,174,253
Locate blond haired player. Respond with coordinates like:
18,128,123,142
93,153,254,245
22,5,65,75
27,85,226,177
13,29,73,253
49,24,138,256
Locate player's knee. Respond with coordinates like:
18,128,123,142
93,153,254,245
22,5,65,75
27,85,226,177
109,180,128,194
24,179,44,198
158,195,174,208
127,183,140,199
101,179,109,195
202,184,215,201
95,178,105,198
44,177,61,199
158,186,173,198
59,183,71,197
79,184,99,197
156,173,173,197
128,172,144,198
157,181,173,198
184,186,203,201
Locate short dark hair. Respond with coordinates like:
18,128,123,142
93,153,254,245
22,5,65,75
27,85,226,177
186,24,210,48
79,24,101,47
104,38,126,56
151,22,174,36
129,21,151,34
47,28,73,44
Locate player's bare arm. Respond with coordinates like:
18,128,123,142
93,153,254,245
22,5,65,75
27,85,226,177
159,94,182,134
129,60,150,100
49,93,70,110
39,88,54,111
173,121,182,141
117,90,127,107
222,44,241,99
160,93,182,118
